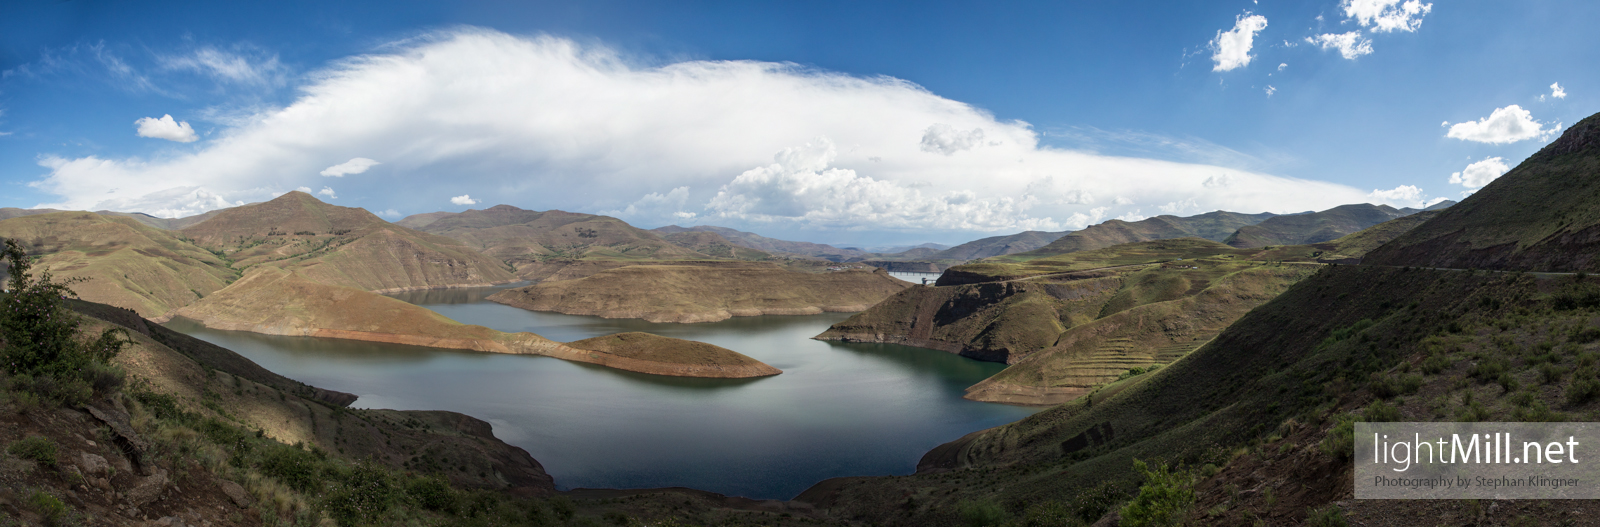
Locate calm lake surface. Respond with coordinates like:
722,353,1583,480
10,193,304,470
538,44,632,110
165,282,1037,499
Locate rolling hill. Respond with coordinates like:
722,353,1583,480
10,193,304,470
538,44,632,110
995,210,1276,261
652,225,870,261
180,191,517,292
0,211,236,317
406,205,711,278
1223,203,1413,248
488,263,913,323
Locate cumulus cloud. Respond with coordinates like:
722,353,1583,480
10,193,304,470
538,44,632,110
1211,13,1269,71
317,187,337,199
379,208,402,219
1264,85,1276,97
295,186,312,193
1445,105,1560,144
320,157,381,177
1449,157,1510,189
919,124,987,155
1551,82,1567,99
1306,32,1374,60
610,186,697,220
28,28,1373,238
1341,0,1433,33
1367,185,1424,206
134,114,198,142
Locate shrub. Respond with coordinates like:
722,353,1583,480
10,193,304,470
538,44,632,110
0,239,128,404
1120,459,1194,527
27,490,68,525
1567,378,1600,406
1363,400,1402,422
8,435,58,466
322,461,397,527
958,498,1008,527
1320,413,1358,460
406,475,458,513
258,445,323,493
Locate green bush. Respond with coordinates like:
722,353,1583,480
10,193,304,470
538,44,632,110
1320,413,1358,460
1120,459,1193,527
27,490,68,525
1363,400,1402,422
322,461,398,527
1567,378,1600,406
258,444,324,493
958,498,1008,527
8,435,58,466
406,475,458,513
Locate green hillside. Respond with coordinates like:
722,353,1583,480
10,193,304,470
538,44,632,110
994,211,1275,262
1365,111,1600,272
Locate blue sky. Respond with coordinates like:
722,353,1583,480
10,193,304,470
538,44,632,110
1,1,1594,246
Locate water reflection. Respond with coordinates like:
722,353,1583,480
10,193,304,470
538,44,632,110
170,286,1039,499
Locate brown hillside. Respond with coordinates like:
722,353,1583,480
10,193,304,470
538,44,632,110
0,212,235,317
1364,110,1600,272
178,191,516,292
652,225,869,260
172,268,781,378
488,263,913,323
412,205,710,277
659,231,773,260
567,332,782,377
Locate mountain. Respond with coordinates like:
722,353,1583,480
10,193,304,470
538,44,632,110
0,207,65,220
180,191,516,292
1223,203,1411,248
97,209,223,230
1365,112,1600,272
0,211,236,317
407,205,709,276
1000,211,1275,261
488,263,913,323
652,225,870,261
929,230,1069,260
1307,209,1443,263
657,230,774,260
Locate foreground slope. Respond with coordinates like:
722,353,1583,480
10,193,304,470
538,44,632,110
171,268,781,378
181,191,516,292
1365,111,1600,272
0,212,236,317
489,263,912,323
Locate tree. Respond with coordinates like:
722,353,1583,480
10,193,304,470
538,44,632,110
1,239,124,379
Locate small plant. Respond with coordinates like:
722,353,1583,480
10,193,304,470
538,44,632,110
1306,504,1348,527
1320,413,1359,460
27,490,68,525
957,498,1008,527
1567,378,1600,406
7,435,58,466
1120,459,1194,527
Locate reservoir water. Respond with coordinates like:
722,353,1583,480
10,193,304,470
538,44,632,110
164,282,1038,499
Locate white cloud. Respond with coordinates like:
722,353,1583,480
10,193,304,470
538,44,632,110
451,194,479,206
1210,13,1269,72
1264,85,1276,97
317,186,337,199
295,186,312,193
1551,82,1567,99
379,208,402,219
320,157,381,177
1277,63,1287,71
1306,32,1374,60
28,28,1372,235
919,124,987,155
159,46,287,87
134,114,198,142
1342,0,1433,33
1448,157,1510,188
1445,105,1560,144
1366,185,1426,207
610,186,696,220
